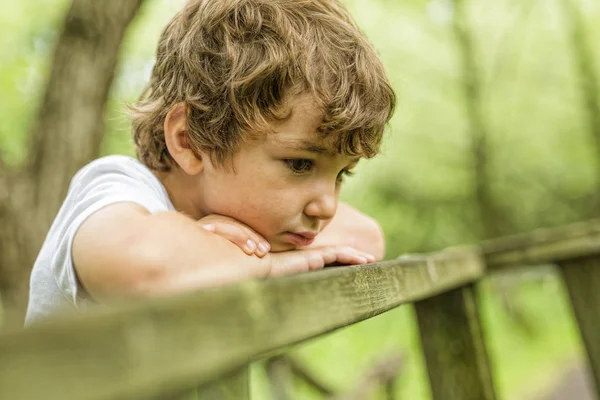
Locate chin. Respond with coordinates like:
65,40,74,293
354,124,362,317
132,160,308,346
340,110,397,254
268,241,297,253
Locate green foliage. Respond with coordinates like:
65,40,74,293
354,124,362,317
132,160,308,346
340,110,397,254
0,0,69,165
3,0,600,398
249,273,581,400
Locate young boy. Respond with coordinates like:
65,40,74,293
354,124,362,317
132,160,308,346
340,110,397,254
26,0,395,324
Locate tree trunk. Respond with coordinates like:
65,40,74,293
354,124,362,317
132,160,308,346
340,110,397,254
560,0,600,217
0,0,145,329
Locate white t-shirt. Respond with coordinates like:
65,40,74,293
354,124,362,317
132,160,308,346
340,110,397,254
25,155,175,325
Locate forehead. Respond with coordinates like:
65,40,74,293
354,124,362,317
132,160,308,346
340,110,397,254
273,93,323,133
267,94,346,157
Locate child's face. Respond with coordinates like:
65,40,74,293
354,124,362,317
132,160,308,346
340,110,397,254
196,95,359,252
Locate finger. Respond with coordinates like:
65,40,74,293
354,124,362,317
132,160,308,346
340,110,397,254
338,246,376,264
201,224,216,233
238,226,270,257
210,221,270,257
336,253,367,265
320,247,339,266
306,251,326,271
353,250,376,263
308,245,376,265
332,246,369,265
270,251,325,276
199,215,270,256
202,222,258,256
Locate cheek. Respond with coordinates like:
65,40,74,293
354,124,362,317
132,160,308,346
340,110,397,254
202,163,306,235
205,181,295,233
234,195,294,233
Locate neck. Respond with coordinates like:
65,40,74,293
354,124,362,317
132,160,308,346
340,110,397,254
154,167,204,220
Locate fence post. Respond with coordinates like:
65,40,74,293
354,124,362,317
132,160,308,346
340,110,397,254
414,284,496,400
559,256,600,395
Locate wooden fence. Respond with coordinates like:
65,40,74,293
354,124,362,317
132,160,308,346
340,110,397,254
1,219,600,399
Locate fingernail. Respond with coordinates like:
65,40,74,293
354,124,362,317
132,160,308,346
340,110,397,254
366,254,376,262
258,242,270,254
357,256,368,264
245,239,257,252
202,224,215,232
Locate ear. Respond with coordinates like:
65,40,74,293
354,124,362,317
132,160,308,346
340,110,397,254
163,103,203,175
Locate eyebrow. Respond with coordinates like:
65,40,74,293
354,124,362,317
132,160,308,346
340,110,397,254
274,138,337,156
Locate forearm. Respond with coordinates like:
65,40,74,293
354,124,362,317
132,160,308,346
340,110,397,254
74,206,269,300
306,202,385,260
128,212,272,295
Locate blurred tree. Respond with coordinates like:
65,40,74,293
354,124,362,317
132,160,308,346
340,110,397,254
561,0,600,218
451,0,501,240
0,0,145,328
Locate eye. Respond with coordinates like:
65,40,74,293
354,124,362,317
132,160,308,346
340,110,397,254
284,159,314,174
337,169,355,183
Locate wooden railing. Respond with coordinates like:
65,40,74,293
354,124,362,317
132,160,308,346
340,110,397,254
2,219,600,400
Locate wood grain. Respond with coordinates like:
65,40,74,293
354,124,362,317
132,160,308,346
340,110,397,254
0,248,483,400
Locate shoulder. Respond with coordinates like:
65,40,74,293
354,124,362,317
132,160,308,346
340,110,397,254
70,155,161,193
74,155,152,181
68,155,174,212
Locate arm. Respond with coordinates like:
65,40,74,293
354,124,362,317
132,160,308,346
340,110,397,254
72,203,270,300
306,202,386,261
72,203,371,300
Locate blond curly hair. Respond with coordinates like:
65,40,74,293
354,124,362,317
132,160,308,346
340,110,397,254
129,0,396,171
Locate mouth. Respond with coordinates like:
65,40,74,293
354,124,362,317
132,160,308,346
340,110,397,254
282,231,317,246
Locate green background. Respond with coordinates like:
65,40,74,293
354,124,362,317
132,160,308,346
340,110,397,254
2,0,599,398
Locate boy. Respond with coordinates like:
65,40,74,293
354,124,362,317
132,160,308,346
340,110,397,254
26,0,395,324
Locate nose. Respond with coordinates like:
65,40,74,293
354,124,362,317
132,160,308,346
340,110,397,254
303,183,338,221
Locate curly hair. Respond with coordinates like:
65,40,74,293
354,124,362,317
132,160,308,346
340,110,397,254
129,0,396,171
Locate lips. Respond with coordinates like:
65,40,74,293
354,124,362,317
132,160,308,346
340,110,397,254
283,231,316,246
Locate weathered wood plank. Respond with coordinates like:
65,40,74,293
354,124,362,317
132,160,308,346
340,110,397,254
482,219,600,270
0,248,483,400
196,368,249,400
156,368,249,400
415,285,496,400
559,255,600,396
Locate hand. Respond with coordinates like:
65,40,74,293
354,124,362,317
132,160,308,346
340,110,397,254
198,214,271,258
266,245,376,277
305,202,385,260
